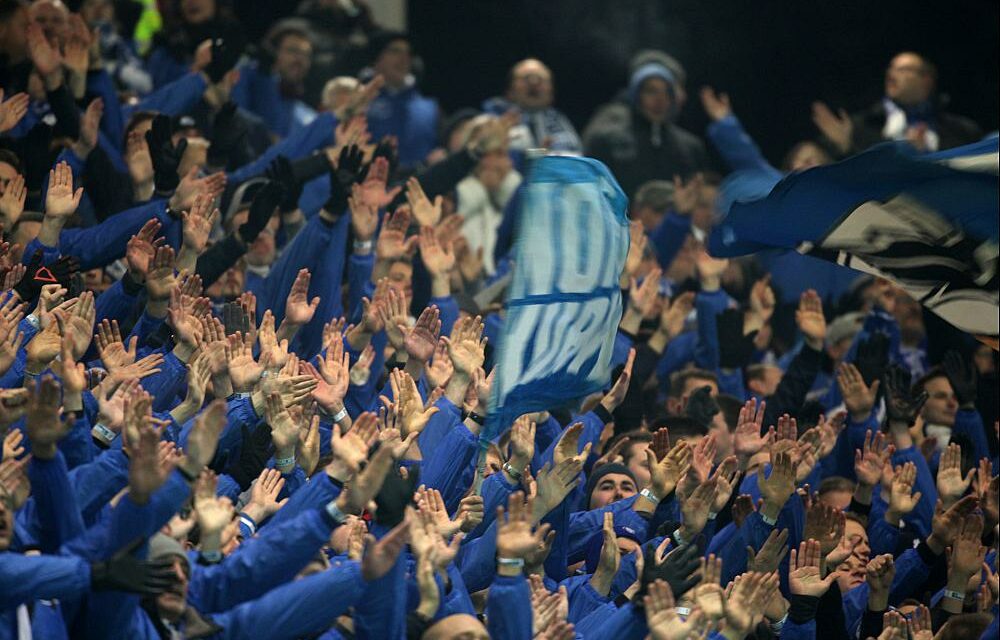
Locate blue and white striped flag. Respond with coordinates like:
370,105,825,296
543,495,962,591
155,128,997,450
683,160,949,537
484,155,630,442
709,138,999,342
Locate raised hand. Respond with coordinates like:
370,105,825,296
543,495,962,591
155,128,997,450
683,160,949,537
589,512,621,596
179,400,227,478
444,314,487,375
241,468,287,523
645,578,706,640
866,553,895,609
600,348,635,414
733,397,771,460
181,193,218,256
811,101,853,153
497,492,552,560
886,461,922,523
402,305,441,363
796,289,826,350
627,267,662,319
699,86,732,122
386,368,438,437
0,171,26,228
789,539,838,597
837,362,880,422
948,514,986,591
803,501,845,557
854,429,894,487
406,176,443,227
357,156,401,210
419,225,455,278
883,365,927,426
45,162,84,218
25,376,73,459
284,269,320,327
936,442,974,509
747,527,789,573
0,90,29,134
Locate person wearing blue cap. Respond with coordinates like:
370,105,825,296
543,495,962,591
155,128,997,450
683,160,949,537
582,52,709,199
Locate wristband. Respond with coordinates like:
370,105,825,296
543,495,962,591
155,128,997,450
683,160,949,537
761,512,778,526
25,313,40,330
501,462,523,482
769,612,788,633
238,514,258,536
325,500,351,525
331,406,349,423
639,487,660,506
672,527,688,546
708,511,718,520
674,606,691,617
943,589,965,601
353,239,373,254
465,411,486,426
229,392,251,400
275,456,296,469
198,550,223,565
496,557,524,569
91,423,117,445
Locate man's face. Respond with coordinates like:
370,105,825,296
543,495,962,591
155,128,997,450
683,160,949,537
885,53,932,105
423,614,490,640
588,473,637,510
835,519,870,592
181,0,216,24
508,60,553,110
623,441,651,489
231,210,278,267
275,34,312,85
155,557,189,621
921,376,958,427
387,261,413,306
0,162,18,197
633,205,664,233
709,413,733,462
893,295,925,346
29,0,69,45
637,77,672,124
205,263,246,300
373,40,411,88
787,142,831,172
818,489,852,511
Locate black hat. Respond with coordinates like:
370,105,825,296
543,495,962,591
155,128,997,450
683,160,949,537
367,29,410,63
581,462,637,510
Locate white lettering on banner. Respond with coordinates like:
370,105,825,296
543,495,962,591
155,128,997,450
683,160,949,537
494,171,628,405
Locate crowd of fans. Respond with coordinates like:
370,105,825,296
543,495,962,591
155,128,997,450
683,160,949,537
0,1,996,639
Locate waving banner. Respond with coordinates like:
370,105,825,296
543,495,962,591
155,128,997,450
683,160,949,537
709,138,999,343
483,155,630,443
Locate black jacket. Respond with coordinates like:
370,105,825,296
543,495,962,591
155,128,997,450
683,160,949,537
848,99,982,155
582,103,709,199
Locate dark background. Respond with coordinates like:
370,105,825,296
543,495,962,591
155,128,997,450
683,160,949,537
409,0,999,165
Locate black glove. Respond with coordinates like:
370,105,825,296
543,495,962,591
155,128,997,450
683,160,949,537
372,136,399,176
855,332,889,387
324,144,366,216
238,181,285,244
942,351,977,407
222,424,273,489
90,540,177,596
207,102,248,169
265,156,304,213
716,308,757,369
639,539,701,599
205,37,243,83
50,254,81,288
374,462,419,528
145,115,187,196
222,301,251,337
13,249,45,303
882,365,927,425
685,385,720,429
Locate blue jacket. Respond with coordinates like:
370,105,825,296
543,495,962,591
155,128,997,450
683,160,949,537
231,63,317,138
366,83,438,169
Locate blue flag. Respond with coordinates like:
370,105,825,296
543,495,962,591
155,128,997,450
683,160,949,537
709,139,999,339
484,156,630,442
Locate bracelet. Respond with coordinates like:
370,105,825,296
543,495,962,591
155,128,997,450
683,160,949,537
275,456,296,469
229,392,252,400
496,557,524,569
769,612,789,632
465,411,486,426
199,550,223,565
501,461,523,482
238,514,258,536
672,527,688,547
325,500,351,525
943,589,965,601
708,511,718,520
639,487,660,506
331,406,349,423
91,423,117,445
25,313,40,330
761,512,778,526
353,239,373,254
674,606,692,617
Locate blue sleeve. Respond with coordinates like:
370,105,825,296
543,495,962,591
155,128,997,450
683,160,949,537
952,409,989,465
146,46,188,89
346,253,375,322
705,115,777,174
419,424,478,512
585,602,649,640
437,563,476,619
468,471,518,541
123,72,207,120
694,289,729,372
211,561,365,640
0,553,90,609
455,519,498,592
188,509,337,613
648,211,690,270
417,397,462,454
94,279,141,327
710,522,750,584
87,69,125,150
430,295,459,337
868,512,901,558
178,398,261,470
542,491,573,583
560,574,611,623
228,112,336,185
566,496,640,562
537,410,608,469
138,350,187,412
351,524,407,640
69,447,130,525
486,574,533,640
264,474,342,530
58,199,177,270
27,451,85,553
781,620,817,640
127,311,165,348
890,446,936,538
